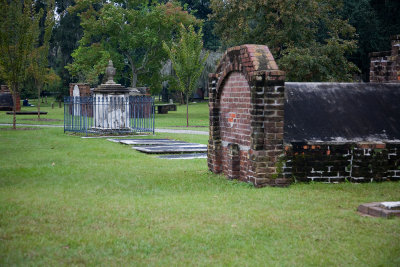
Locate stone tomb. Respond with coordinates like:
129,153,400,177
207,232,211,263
93,60,131,130
208,44,400,187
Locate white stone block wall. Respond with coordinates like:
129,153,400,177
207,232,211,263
93,93,130,129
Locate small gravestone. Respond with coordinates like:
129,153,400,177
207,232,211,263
358,201,400,218
73,84,80,115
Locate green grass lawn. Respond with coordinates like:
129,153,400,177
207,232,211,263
0,97,209,131
0,127,399,266
155,101,209,130
0,98,65,125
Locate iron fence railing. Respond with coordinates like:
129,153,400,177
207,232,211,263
64,96,155,134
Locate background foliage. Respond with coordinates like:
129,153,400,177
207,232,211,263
210,0,359,81
64,0,199,93
2,0,400,98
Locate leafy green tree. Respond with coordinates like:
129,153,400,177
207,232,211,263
0,0,41,129
66,0,199,92
210,0,359,81
49,0,84,99
342,0,400,81
29,0,57,119
176,0,220,50
163,24,208,127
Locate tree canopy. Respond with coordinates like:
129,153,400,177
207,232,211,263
49,0,83,98
66,0,200,92
28,0,59,119
0,0,42,128
210,0,359,81
342,0,400,81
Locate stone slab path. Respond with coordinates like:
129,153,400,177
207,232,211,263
158,153,207,159
132,145,207,154
108,139,190,146
107,138,207,156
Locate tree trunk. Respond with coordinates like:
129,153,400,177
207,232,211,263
131,71,137,88
126,54,137,88
186,93,189,127
37,85,41,120
12,89,16,130
181,92,185,105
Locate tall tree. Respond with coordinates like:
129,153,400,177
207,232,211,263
66,0,200,92
210,0,359,81
49,0,84,100
342,0,400,81
29,0,57,119
177,0,219,50
0,0,41,129
163,24,208,127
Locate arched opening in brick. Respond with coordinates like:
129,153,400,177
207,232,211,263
219,71,251,180
208,44,289,187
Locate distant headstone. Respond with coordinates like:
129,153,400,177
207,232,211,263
73,85,79,97
73,84,80,115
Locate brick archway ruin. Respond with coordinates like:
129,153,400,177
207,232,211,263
208,45,291,187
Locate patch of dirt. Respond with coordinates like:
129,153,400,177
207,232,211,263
20,118,62,122
0,127,42,131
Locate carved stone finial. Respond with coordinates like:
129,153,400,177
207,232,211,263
105,60,116,84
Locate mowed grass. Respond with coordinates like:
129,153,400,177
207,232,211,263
155,101,209,130
0,98,65,125
1,127,400,266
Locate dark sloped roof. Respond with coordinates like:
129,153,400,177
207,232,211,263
284,82,400,143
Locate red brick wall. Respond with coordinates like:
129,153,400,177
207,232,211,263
370,35,400,82
69,83,91,97
208,44,289,187
219,72,251,180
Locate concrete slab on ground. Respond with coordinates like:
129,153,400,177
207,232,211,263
108,139,191,146
358,202,400,218
133,144,207,154
158,153,207,159
84,136,147,139
108,138,170,143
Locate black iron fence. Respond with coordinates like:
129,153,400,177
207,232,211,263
64,96,155,134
